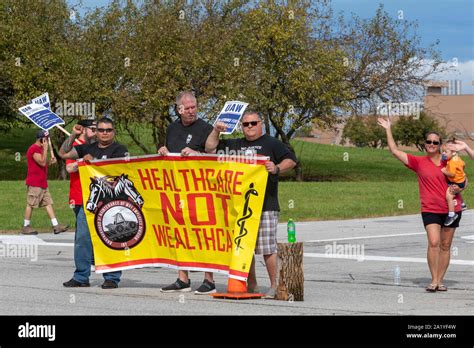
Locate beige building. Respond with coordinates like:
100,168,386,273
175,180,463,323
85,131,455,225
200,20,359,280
308,80,474,149
423,80,474,149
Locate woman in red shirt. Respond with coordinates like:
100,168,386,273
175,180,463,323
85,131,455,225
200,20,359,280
378,117,463,292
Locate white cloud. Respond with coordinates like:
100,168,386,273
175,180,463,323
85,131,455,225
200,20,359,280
429,59,474,94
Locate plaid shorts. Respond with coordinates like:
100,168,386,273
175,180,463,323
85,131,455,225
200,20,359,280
255,211,279,255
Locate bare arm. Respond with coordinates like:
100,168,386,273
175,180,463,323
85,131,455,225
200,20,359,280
66,161,78,174
377,117,409,165
265,158,297,174
48,157,57,166
59,146,79,160
59,125,82,159
440,167,455,178
157,146,169,156
278,158,297,174
205,122,227,153
32,142,48,167
450,140,474,160
464,146,474,160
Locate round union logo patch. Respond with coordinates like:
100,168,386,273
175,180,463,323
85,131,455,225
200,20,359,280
94,200,145,250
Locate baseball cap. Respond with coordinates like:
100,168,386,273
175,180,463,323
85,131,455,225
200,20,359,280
36,129,49,139
77,119,96,128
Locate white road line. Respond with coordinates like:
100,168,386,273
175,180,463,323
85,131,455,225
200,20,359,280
0,235,73,247
36,242,73,246
305,232,425,243
304,253,474,266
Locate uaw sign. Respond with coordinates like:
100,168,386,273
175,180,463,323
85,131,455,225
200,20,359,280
78,154,268,280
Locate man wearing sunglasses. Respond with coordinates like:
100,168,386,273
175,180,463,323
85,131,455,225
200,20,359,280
59,117,128,289
205,110,297,299
158,91,217,295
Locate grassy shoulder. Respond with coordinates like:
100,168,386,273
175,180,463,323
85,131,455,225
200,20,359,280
1,127,472,231
3,127,474,181
2,180,471,232
278,181,424,222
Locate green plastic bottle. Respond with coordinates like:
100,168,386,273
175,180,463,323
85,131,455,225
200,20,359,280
287,218,296,243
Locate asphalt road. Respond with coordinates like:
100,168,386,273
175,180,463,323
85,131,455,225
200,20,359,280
0,210,473,315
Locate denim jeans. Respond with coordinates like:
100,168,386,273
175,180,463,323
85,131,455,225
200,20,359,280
73,206,121,284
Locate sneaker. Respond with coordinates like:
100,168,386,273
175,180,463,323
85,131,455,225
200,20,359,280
21,226,38,235
461,202,467,211
264,287,276,299
53,224,69,234
63,278,90,287
444,213,459,226
160,278,191,293
101,280,118,289
194,279,216,295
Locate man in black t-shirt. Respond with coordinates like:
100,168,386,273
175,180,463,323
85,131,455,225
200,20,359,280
59,117,127,290
206,110,297,299
158,91,213,156
158,91,216,295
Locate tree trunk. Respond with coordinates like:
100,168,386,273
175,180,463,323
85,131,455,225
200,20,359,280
124,122,151,154
52,128,67,180
264,110,272,136
293,161,303,182
283,138,303,182
276,242,304,301
58,157,68,180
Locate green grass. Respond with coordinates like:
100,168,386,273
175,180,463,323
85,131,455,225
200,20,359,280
1,180,472,231
0,126,148,181
290,140,474,181
279,181,421,222
1,127,473,231
0,127,62,180
2,127,474,182
0,181,76,232
0,128,37,180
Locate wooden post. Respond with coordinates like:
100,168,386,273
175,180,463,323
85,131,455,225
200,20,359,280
276,242,304,301
47,137,55,160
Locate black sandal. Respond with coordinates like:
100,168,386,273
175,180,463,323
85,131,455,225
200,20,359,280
425,283,438,292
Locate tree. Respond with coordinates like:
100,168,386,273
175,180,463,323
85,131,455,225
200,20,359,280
342,115,387,148
0,0,450,181
337,4,448,115
1,0,83,177
392,112,446,151
235,1,351,180
73,1,248,153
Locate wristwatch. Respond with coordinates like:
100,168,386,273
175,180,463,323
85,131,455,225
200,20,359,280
274,165,280,175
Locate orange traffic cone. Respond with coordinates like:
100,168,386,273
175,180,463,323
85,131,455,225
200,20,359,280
211,277,263,299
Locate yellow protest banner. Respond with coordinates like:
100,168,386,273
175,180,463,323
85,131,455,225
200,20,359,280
78,154,268,280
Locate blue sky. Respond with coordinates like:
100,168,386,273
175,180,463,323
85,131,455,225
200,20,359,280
331,0,474,93
69,0,474,93
332,0,474,62
71,0,473,60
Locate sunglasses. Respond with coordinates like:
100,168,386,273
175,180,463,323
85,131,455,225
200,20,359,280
97,128,114,133
425,140,440,145
242,121,260,128
87,127,97,132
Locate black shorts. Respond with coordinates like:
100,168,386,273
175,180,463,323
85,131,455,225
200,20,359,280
448,180,466,189
421,212,462,228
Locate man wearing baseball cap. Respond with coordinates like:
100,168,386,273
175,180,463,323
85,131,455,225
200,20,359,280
22,129,69,235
